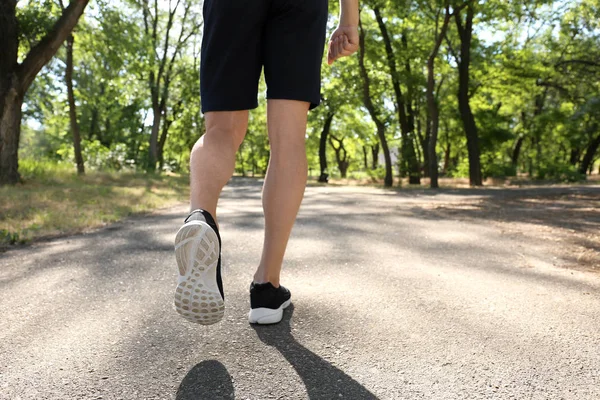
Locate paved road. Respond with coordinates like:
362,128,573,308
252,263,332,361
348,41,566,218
1,181,600,399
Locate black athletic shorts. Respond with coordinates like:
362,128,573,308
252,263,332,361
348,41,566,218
200,0,329,113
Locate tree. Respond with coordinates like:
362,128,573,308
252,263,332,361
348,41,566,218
453,2,483,186
64,32,85,175
319,109,335,182
0,0,89,185
425,3,464,188
59,0,84,175
136,0,202,171
372,4,420,184
329,134,351,178
358,17,393,187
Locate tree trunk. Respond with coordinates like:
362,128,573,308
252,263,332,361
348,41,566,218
65,34,85,175
418,107,429,178
157,101,181,170
340,163,349,178
455,5,482,186
371,144,379,169
580,130,600,175
104,117,111,139
148,106,161,170
329,135,350,179
0,0,90,185
157,116,172,171
402,33,420,185
0,0,20,184
443,142,451,174
0,89,22,185
90,82,106,144
90,107,99,140
515,92,547,170
512,136,524,168
373,7,417,185
570,148,581,166
319,111,334,183
362,146,368,170
359,19,392,187
427,6,453,189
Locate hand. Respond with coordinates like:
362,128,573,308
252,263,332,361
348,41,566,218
327,25,359,65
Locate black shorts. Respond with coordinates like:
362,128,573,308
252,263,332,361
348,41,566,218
200,0,328,113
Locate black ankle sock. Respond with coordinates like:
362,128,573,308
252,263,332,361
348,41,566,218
186,209,219,232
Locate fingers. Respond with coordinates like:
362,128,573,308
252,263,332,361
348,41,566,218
342,34,359,56
328,30,359,65
328,36,340,65
328,35,341,65
328,35,347,65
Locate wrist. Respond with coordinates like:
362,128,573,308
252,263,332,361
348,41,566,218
339,0,359,27
340,16,359,28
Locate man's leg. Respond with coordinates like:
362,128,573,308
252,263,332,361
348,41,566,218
254,100,310,287
190,111,249,219
174,111,248,325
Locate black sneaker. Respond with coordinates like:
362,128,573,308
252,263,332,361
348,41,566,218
248,282,292,324
174,209,224,325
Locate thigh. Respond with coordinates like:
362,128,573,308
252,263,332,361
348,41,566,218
201,0,269,113
263,0,329,110
266,100,310,149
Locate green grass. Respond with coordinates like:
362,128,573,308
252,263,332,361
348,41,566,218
1,160,189,249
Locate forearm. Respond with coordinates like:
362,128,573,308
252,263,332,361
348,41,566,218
339,0,359,26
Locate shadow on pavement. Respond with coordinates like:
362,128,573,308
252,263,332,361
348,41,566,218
176,360,235,400
252,305,380,400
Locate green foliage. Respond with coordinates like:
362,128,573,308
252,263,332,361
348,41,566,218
483,163,517,179
0,229,24,246
536,163,586,182
19,158,75,183
14,0,600,186
366,166,387,181
16,0,62,60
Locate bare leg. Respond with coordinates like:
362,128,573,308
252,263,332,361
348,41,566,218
254,100,310,287
189,111,249,220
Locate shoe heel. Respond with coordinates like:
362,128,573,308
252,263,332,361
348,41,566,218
248,307,284,325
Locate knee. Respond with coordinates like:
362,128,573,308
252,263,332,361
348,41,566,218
207,125,246,148
190,126,246,163
205,113,248,150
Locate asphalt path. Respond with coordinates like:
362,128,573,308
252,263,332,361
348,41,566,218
1,180,599,399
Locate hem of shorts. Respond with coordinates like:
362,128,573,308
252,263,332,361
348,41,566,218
201,102,259,113
265,95,321,110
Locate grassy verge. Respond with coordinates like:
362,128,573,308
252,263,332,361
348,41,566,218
1,161,189,249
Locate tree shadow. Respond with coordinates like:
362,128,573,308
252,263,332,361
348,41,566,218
252,305,380,400
176,360,235,400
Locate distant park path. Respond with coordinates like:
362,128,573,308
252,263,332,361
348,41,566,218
1,180,599,399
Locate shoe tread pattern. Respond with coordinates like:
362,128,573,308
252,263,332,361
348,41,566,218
174,221,224,325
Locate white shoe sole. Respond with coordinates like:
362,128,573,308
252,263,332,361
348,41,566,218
174,220,224,325
248,299,291,325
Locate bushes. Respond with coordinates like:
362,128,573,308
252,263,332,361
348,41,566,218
536,164,586,182
483,163,517,179
366,166,386,181
55,140,133,172
19,158,74,182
